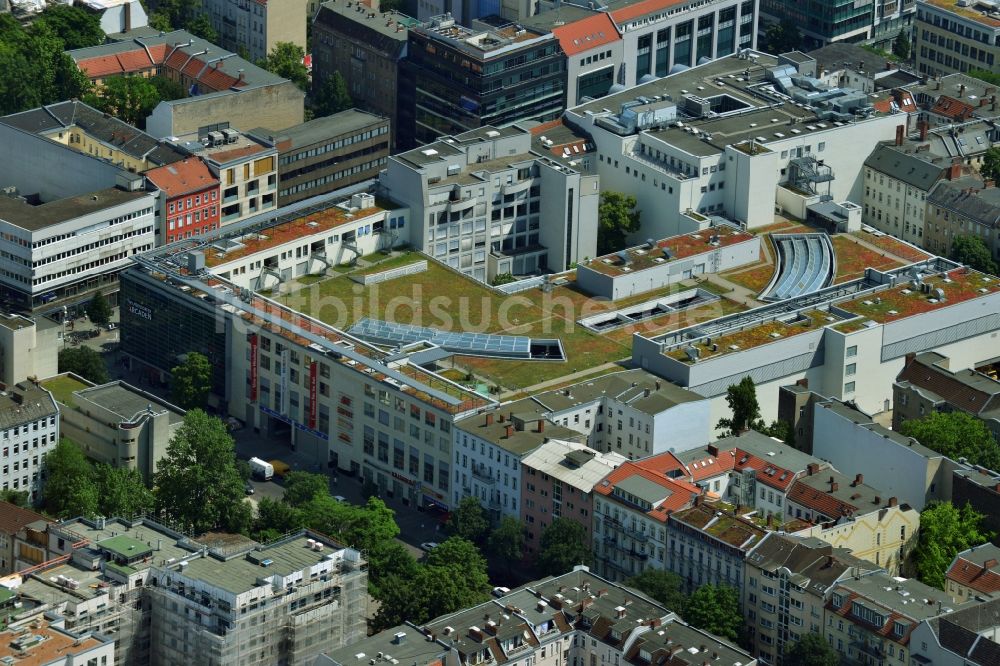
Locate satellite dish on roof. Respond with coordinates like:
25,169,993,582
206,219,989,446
668,64,689,75
638,74,658,84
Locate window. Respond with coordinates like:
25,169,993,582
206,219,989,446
846,345,857,358
844,381,856,394
845,363,856,376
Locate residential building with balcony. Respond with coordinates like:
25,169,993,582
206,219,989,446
145,157,221,244
311,1,416,152
524,368,712,459
825,572,968,666
945,543,1000,603
249,110,390,207
399,15,565,148
744,533,880,665
925,175,1000,267
664,499,765,593
908,596,1000,665
519,440,626,557
0,124,156,316
894,351,1000,441
0,382,59,504
171,130,278,226
201,0,306,63
380,124,598,281
0,501,50,575
453,406,581,522
591,453,702,581
914,0,1000,77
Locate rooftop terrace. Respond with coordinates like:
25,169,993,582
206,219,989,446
586,225,755,276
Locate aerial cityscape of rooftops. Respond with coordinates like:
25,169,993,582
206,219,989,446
3,0,1000,663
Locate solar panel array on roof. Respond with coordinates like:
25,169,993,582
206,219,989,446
348,318,532,358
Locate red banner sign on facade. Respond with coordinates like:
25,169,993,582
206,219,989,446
308,360,318,429
249,334,258,402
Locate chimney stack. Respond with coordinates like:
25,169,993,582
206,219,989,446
960,84,966,97
888,496,898,507
504,424,513,438
486,413,494,426
895,124,904,146
796,377,809,388
830,481,839,492
807,463,819,475
536,419,544,434
853,473,864,487
919,120,928,141
984,559,999,569
949,160,962,180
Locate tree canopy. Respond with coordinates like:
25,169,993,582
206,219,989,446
914,501,993,589
892,31,911,61
682,584,742,643
84,75,162,128
34,5,105,50
43,439,154,519
58,347,109,384
784,633,840,666
153,409,251,534
899,411,1000,470
950,234,999,276
282,471,330,506
260,42,309,91
537,518,592,575
312,71,353,117
488,516,525,572
446,496,490,545
627,569,688,614
763,19,802,55
716,376,763,436
170,351,212,410
597,191,641,255
86,292,112,327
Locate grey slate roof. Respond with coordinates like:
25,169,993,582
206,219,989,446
928,176,1000,227
1,101,186,167
864,143,947,190
0,381,58,431
927,597,1000,665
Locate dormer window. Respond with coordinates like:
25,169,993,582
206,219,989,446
639,649,651,662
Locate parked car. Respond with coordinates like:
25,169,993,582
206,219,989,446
244,481,255,495
419,542,439,552
333,495,347,503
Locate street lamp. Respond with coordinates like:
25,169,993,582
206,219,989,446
61,306,68,349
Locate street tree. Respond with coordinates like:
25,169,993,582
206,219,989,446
627,569,687,613
153,409,252,534
914,501,993,589
447,496,490,545
538,518,592,575
34,5,105,49
170,351,212,410
784,633,840,666
0,16,91,116
682,584,742,643
95,464,155,518
892,31,911,60
260,42,309,91
43,439,99,518
597,191,641,254
312,71,353,117
58,347,109,384
367,539,419,599
488,516,525,572
282,471,329,506
84,75,161,127
899,411,1000,470
85,292,112,326
950,235,999,275
253,496,306,542
716,376,763,436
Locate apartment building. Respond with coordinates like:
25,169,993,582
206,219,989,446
0,311,59,386
786,466,919,574
564,51,908,239
825,572,967,666
0,616,115,666
68,29,304,139
0,382,59,503
249,111,390,207
202,0,306,63
171,129,278,226
862,140,955,246
381,124,599,281
311,2,416,152
0,124,157,316
145,158,221,244
744,533,880,665
523,369,711,459
914,0,1000,76
909,597,1000,665
664,499,765,593
926,174,1000,264
453,407,580,521
762,0,914,49
808,43,922,93
42,374,186,483
894,351,1000,440
945,543,1000,602
399,15,565,148
0,501,50,574
519,440,626,557
1,100,185,173
321,567,757,666
591,453,702,581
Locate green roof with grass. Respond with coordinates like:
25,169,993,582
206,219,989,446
98,535,153,561
40,374,91,408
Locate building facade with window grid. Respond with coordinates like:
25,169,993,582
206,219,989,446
914,0,1000,77
0,381,59,504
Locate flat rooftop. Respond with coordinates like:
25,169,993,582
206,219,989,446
75,381,185,425
0,618,104,664
834,572,963,620
249,109,387,151
315,0,419,41
586,225,755,276
0,186,149,232
922,0,1000,27
416,16,550,56
172,131,274,165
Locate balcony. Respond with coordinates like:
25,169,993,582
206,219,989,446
470,466,495,484
623,525,650,542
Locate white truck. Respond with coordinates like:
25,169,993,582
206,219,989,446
249,457,274,481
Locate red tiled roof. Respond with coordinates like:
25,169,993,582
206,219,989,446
947,556,1000,594
210,144,268,163
76,54,126,78
787,478,859,519
611,0,686,24
198,66,241,91
932,95,975,120
145,158,219,198
0,501,50,535
595,455,701,522
827,594,914,645
551,13,620,56
117,49,155,70
735,449,799,491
